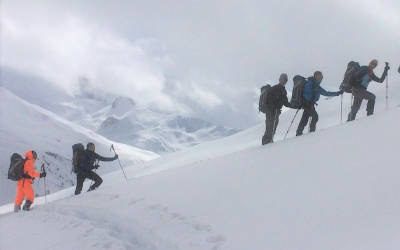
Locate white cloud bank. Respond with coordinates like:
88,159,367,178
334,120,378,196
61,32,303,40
1,0,399,128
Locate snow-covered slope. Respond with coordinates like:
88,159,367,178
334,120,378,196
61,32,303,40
70,87,240,153
1,104,400,250
97,103,239,153
1,70,240,154
130,82,400,177
0,87,158,206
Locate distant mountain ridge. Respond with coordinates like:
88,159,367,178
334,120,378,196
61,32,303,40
1,69,240,154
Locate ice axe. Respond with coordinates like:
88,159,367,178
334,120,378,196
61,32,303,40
111,144,128,182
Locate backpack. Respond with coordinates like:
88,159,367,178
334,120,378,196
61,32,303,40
72,143,85,173
290,75,307,109
8,153,26,181
340,61,361,92
258,84,272,113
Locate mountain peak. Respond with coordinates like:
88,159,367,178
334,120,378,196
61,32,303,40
110,96,136,117
112,96,136,109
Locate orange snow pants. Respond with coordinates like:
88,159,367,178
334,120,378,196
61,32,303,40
15,179,35,206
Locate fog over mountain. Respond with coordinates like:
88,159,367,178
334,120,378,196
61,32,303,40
1,0,399,128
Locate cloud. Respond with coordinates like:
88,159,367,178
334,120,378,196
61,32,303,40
1,9,177,110
1,0,399,128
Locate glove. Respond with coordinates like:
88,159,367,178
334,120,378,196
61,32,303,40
40,172,47,178
384,62,390,71
114,154,119,160
94,164,100,169
337,89,344,95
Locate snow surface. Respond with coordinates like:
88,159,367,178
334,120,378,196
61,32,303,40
1,69,399,249
1,104,400,249
0,87,158,205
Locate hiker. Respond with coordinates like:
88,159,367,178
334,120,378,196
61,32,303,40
261,73,294,145
14,150,47,212
296,71,343,136
74,142,118,195
347,59,390,121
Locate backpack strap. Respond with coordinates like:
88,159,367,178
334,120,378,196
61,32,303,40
22,158,33,180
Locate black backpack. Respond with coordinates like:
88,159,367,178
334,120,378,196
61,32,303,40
258,84,272,113
290,75,307,109
340,61,361,93
72,143,85,173
8,153,26,181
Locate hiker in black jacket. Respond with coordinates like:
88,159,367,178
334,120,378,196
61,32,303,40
74,142,118,195
348,59,389,121
262,73,294,145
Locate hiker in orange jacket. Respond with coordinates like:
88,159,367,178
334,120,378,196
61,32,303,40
14,150,46,212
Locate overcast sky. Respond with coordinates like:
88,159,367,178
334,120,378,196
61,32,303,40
1,0,399,128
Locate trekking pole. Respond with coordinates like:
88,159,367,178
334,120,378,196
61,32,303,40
41,156,51,203
284,109,300,140
111,144,128,182
386,70,389,110
40,163,48,204
340,94,343,124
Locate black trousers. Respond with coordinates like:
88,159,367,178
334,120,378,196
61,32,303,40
75,170,103,195
262,107,280,145
296,102,318,136
348,87,376,121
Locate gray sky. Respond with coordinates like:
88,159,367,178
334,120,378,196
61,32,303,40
1,0,399,128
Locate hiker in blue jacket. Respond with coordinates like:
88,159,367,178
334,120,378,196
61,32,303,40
296,71,343,136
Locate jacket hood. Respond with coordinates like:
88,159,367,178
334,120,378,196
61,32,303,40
25,151,36,160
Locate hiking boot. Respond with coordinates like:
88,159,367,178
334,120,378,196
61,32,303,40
22,200,32,211
14,205,21,213
262,140,272,145
262,136,273,145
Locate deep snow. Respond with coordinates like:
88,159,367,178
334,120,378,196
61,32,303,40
1,67,399,249
0,87,158,205
1,104,400,250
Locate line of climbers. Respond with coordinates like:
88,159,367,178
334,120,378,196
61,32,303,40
8,142,118,212
6,60,397,212
259,59,391,145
